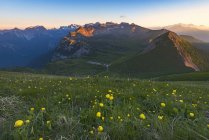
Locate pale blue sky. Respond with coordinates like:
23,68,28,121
0,0,209,29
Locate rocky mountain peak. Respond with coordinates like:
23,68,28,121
25,26,47,31
76,26,95,37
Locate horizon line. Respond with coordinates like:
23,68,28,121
0,22,209,30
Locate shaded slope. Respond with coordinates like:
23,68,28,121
111,32,206,76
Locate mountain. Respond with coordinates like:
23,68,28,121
180,35,209,52
111,31,209,76
1,22,209,77
45,22,209,76
163,23,209,42
0,25,79,68
180,35,204,43
53,22,169,61
45,22,169,75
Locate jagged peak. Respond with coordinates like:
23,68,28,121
25,26,46,31
59,24,79,30
75,26,95,37
12,27,21,31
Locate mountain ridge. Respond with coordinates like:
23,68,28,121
45,22,209,76
1,22,209,76
160,23,209,42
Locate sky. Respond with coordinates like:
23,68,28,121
0,0,209,29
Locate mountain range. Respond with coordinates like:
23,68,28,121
0,25,78,68
158,23,209,42
1,22,209,77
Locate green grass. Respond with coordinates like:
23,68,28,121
156,71,209,81
0,71,209,140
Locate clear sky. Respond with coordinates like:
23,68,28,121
0,0,209,29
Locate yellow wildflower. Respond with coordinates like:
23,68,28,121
139,113,146,120
99,103,104,107
96,112,101,118
39,138,43,140
127,114,131,117
160,102,166,107
109,95,114,100
97,126,104,132
102,117,105,121
30,107,35,111
179,100,184,103
158,115,163,120
105,94,110,99
14,120,24,128
25,120,30,124
189,113,195,117
41,107,46,112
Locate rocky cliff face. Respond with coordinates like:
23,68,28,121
52,22,153,61
167,32,199,71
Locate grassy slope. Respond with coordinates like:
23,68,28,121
110,33,194,77
180,36,209,70
110,32,209,77
180,35,204,43
156,71,209,81
181,35,209,52
180,39,209,71
0,71,209,140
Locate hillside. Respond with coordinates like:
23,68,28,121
180,35,204,43
181,35,209,53
111,31,209,76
